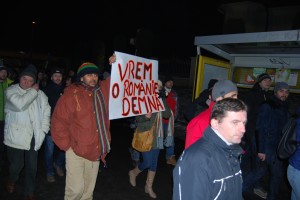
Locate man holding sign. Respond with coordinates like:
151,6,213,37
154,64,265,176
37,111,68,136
51,62,111,200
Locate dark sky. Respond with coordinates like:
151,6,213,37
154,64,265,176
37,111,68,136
1,1,223,60
1,0,299,61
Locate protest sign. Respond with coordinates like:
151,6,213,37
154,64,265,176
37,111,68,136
109,51,165,120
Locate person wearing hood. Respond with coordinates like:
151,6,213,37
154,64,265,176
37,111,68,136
4,64,51,200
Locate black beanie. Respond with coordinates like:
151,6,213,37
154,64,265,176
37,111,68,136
257,73,271,83
20,64,37,82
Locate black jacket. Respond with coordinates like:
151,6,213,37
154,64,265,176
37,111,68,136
173,126,243,200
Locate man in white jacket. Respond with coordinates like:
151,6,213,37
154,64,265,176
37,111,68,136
3,64,51,200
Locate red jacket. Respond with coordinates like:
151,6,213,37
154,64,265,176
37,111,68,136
163,91,177,123
185,101,214,149
51,78,110,161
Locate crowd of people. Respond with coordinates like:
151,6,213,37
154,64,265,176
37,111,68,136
0,53,299,200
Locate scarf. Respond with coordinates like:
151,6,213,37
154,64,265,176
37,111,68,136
164,110,175,147
156,112,164,149
80,82,110,155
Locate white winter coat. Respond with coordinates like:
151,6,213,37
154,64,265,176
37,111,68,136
4,84,51,151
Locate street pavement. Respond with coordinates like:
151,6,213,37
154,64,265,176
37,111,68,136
0,118,184,200
0,118,292,200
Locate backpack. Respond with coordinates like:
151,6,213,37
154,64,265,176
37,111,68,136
277,117,298,159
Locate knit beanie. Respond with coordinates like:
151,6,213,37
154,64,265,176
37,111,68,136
212,80,237,101
20,64,37,82
77,62,100,81
0,65,8,72
274,82,289,93
257,73,271,83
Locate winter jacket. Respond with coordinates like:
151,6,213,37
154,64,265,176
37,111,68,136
173,126,243,200
0,78,13,121
185,101,214,149
162,90,177,124
256,95,290,154
51,78,110,161
239,83,271,148
43,81,65,115
289,106,300,170
135,98,171,149
4,84,51,151
43,81,65,136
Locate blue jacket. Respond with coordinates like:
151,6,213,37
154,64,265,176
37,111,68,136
173,126,243,200
289,106,300,170
256,95,290,154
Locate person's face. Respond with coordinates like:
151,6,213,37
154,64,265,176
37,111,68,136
0,70,8,81
80,73,99,87
38,72,44,80
158,84,163,90
69,70,75,76
19,75,35,90
65,77,72,86
51,73,63,85
259,78,272,91
165,80,173,89
215,91,238,101
211,110,247,144
275,88,289,101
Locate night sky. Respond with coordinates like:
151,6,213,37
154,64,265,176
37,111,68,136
1,0,299,62
1,1,223,60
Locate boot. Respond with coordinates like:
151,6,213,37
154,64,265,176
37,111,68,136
145,170,157,199
128,166,141,187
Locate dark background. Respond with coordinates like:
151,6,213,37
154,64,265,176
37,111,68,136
1,0,300,67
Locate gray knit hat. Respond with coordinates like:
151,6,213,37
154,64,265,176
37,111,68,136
20,64,37,82
274,82,289,93
212,80,237,101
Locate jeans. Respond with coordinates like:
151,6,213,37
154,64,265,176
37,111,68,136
7,137,38,195
287,165,300,200
44,135,65,176
129,147,140,162
138,149,160,171
163,123,174,159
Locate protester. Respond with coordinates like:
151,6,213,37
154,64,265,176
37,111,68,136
43,67,65,183
162,79,177,166
242,82,290,200
185,79,238,149
129,80,171,199
287,106,300,200
51,61,111,199
4,64,51,200
173,98,247,200
239,72,272,198
184,78,218,122
0,65,13,169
